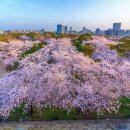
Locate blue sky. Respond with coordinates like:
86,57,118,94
0,0,130,31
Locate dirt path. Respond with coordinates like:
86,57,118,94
0,62,6,79
0,120,129,130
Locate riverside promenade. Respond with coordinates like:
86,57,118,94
0,120,130,130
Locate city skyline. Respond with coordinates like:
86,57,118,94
0,0,130,31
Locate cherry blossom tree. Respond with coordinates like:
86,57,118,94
0,40,41,65
82,36,118,51
0,38,130,117
91,50,119,62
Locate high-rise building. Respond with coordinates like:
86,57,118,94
105,23,123,36
105,29,117,36
57,24,65,35
65,26,68,33
117,29,125,36
83,27,86,31
126,30,130,36
113,23,121,30
40,28,45,34
70,27,72,32
95,28,101,36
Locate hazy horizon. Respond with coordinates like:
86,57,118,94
0,0,130,31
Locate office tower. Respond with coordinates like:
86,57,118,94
40,28,45,34
113,23,121,30
126,30,130,36
83,27,86,31
57,24,65,35
65,26,68,33
117,29,125,36
105,29,117,36
95,28,101,36
70,27,72,32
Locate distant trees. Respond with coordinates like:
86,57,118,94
44,32,57,39
0,33,28,42
0,34,15,42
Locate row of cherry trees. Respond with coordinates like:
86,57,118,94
0,40,41,65
0,38,130,117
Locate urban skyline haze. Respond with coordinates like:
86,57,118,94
0,0,130,31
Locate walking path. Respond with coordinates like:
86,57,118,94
0,120,130,130
0,62,6,79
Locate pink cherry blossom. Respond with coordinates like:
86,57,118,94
0,40,41,65
83,36,119,51
0,38,130,117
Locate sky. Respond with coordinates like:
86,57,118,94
0,0,130,31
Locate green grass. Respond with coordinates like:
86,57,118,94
0,34,15,42
8,103,29,121
82,44,95,57
72,34,94,57
110,41,130,57
0,33,27,42
10,32,24,39
20,42,47,58
0,32,44,42
6,42,47,72
34,108,77,120
6,61,19,72
6,96,130,121
8,105,77,121
119,36,130,42
117,96,130,118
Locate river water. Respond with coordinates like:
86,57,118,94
0,62,6,79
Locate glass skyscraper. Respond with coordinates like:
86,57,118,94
113,23,121,30
57,24,65,35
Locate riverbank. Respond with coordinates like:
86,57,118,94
0,62,6,79
0,120,130,130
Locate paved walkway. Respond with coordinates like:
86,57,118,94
0,62,6,79
0,120,130,130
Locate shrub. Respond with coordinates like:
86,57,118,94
6,61,19,72
8,103,28,121
110,42,130,57
7,97,130,121
72,34,94,57
82,44,94,57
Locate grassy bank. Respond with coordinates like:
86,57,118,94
72,34,94,57
110,36,130,57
